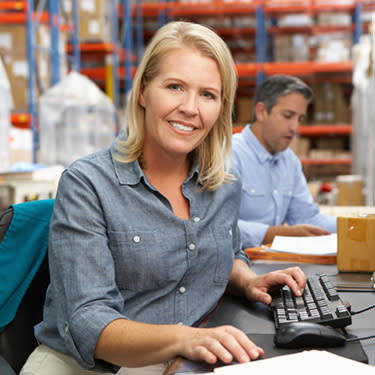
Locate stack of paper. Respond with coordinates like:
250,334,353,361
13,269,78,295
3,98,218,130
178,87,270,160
270,233,337,256
214,350,375,374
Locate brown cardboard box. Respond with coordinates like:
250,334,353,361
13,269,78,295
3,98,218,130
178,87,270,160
236,97,253,123
0,24,67,110
62,0,112,42
337,215,375,271
336,175,364,206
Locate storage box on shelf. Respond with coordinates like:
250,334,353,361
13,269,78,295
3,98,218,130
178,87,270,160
0,23,67,110
61,0,112,43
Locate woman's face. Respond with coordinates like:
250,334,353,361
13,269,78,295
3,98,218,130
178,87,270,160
139,47,222,161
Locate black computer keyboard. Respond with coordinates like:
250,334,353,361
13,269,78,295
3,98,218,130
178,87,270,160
270,274,352,329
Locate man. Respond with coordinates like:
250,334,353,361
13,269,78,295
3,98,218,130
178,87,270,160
232,75,336,249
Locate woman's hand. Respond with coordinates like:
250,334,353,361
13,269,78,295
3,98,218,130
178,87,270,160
244,266,306,305
179,325,264,365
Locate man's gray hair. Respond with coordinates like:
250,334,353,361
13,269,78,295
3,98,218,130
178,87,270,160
252,75,313,122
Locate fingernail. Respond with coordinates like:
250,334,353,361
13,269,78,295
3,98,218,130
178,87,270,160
223,353,232,362
250,349,259,358
240,354,250,362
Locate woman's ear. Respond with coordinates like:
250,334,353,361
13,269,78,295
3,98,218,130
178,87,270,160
254,102,267,122
139,82,146,108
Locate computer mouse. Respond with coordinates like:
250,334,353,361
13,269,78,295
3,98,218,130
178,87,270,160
274,322,347,349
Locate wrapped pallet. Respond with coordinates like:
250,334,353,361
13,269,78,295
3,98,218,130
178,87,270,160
39,71,116,166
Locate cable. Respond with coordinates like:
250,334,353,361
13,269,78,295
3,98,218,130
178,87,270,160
350,304,375,315
346,335,375,343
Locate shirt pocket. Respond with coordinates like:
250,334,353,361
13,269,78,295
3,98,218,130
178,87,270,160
211,225,235,284
108,230,187,292
280,184,294,209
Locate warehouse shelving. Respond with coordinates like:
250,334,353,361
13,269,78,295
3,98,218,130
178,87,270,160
130,0,362,175
0,0,70,161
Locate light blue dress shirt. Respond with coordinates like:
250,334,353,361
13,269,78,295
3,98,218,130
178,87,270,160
232,125,337,249
35,141,249,372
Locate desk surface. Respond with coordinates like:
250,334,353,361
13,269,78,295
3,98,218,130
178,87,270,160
165,262,375,374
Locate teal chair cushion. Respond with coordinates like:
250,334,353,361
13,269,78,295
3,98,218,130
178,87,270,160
0,199,54,332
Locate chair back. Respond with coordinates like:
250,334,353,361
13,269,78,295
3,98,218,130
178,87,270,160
0,199,54,373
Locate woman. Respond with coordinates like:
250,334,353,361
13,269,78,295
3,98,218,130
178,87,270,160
21,21,306,375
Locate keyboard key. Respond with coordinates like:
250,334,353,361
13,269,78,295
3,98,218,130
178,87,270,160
270,274,352,329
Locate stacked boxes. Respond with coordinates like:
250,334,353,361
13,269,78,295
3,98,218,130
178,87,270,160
0,24,67,111
61,0,112,43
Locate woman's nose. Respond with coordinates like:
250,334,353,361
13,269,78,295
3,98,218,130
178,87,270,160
179,93,198,115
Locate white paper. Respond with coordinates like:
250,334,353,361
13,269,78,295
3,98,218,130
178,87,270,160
270,233,337,256
214,351,375,374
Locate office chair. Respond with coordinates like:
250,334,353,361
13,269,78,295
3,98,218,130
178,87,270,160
0,199,54,374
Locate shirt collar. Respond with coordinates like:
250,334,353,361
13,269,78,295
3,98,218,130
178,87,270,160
245,124,283,163
110,141,202,186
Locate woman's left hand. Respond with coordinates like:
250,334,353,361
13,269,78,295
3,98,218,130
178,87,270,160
244,267,306,305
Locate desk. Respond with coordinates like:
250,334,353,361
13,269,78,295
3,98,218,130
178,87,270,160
165,262,375,374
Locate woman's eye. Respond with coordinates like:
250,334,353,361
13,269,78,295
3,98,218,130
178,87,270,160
168,84,181,91
202,91,215,99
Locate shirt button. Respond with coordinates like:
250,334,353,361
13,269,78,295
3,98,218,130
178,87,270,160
133,235,140,243
178,322,184,325
65,325,69,333
274,190,278,194
229,229,232,236
251,189,255,194
289,191,292,195
188,243,196,251
179,286,186,294
193,217,200,223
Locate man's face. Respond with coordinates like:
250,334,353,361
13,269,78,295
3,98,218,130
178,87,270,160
256,92,308,154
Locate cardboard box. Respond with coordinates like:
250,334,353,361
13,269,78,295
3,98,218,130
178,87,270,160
336,175,364,206
0,24,67,110
337,215,375,272
236,97,253,123
62,0,112,42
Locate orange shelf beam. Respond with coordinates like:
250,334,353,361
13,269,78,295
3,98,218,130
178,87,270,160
263,61,353,75
232,126,245,134
66,43,115,54
10,113,31,129
0,1,26,11
298,125,352,136
235,61,352,77
170,1,258,16
80,66,137,81
300,157,352,165
0,11,49,24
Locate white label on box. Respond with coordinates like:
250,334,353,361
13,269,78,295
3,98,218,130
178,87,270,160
38,58,48,79
81,0,95,13
38,26,50,48
88,20,100,35
0,33,12,51
62,0,72,13
10,128,32,150
12,60,28,77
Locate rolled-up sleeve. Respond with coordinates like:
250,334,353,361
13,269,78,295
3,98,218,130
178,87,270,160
47,167,125,370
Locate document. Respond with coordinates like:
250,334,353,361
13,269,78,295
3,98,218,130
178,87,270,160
214,350,375,374
270,233,337,256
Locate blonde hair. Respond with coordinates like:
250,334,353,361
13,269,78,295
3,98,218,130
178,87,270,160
115,21,238,191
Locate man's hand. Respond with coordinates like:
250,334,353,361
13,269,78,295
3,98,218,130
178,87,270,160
264,224,331,244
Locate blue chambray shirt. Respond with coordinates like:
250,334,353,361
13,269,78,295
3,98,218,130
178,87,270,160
232,125,337,248
35,141,249,372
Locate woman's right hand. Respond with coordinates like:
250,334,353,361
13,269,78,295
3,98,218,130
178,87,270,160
179,325,264,365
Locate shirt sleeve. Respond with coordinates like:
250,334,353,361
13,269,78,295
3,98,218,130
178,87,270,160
238,218,269,248
48,167,124,371
285,157,337,233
